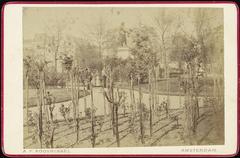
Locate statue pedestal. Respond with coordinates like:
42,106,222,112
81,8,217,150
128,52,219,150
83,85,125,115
117,47,131,59
56,60,63,73
95,75,101,86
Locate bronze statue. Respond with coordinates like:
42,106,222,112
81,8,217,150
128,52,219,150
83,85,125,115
119,22,128,47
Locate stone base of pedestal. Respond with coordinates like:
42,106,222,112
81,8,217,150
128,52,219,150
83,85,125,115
91,75,101,87
56,60,63,73
117,47,131,59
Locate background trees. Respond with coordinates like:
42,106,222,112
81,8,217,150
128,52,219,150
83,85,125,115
168,9,224,144
75,41,103,72
129,25,159,141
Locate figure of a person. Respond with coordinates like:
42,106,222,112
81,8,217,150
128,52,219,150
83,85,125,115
45,91,55,122
59,104,66,121
49,103,55,122
86,68,93,90
157,104,162,115
45,91,53,105
162,98,169,117
65,104,71,122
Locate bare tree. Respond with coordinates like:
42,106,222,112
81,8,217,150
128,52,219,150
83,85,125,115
23,56,33,133
103,64,116,135
137,74,144,144
84,15,109,59
154,9,174,118
62,55,83,144
44,17,76,72
104,87,126,147
32,58,50,148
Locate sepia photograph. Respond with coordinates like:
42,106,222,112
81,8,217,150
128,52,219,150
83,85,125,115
22,7,225,149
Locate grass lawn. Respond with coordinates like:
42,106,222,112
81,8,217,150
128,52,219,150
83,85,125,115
116,78,215,96
24,88,89,108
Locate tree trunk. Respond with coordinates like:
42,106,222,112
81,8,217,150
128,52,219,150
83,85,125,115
55,52,57,72
54,32,60,72
43,77,49,123
129,74,136,132
41,72,46,148
138,76,144,144
76,118,80,143
184,93,192,144
154,67,157,109
166,77,170,118
111,96,115,135
164,47,170,118
115,104,120,147
110,73,116,136
184,67,197,145
131,75,136,114
25,75,29,133
75,78,80,143
108,102,113,128
90,83,96,148
195,97,199,119
179,76,182,108
71,72,76,121
192,96,198,134
103,87,107,117
148,69,153,136
157,65,160,104
38,70,44,148
184,76,195,145
37,89,43,149
151,70,155,129
50,127,55,148
130,74,134,115
150,104,153,137
76,78,80,115
83,83,87,116
71,72,80,143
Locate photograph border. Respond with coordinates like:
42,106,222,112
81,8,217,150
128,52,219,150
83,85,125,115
1,1,239,157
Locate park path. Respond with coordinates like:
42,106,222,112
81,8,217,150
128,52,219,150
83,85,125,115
27,87,204,122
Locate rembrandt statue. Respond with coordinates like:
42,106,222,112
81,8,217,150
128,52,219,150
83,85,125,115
119,22,128,47
117,22,131,59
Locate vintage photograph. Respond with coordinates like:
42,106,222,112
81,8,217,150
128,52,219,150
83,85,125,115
23,7,224,149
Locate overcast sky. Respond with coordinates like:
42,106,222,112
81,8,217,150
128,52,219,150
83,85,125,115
23,7,223,40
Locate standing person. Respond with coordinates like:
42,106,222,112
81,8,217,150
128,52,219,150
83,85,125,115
46,91,53,105
86,68,93,90
66,104,71,122
59,104,66,121
45,91,55,122
49,103,55,122
162,98,168,118
59,103,71,123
